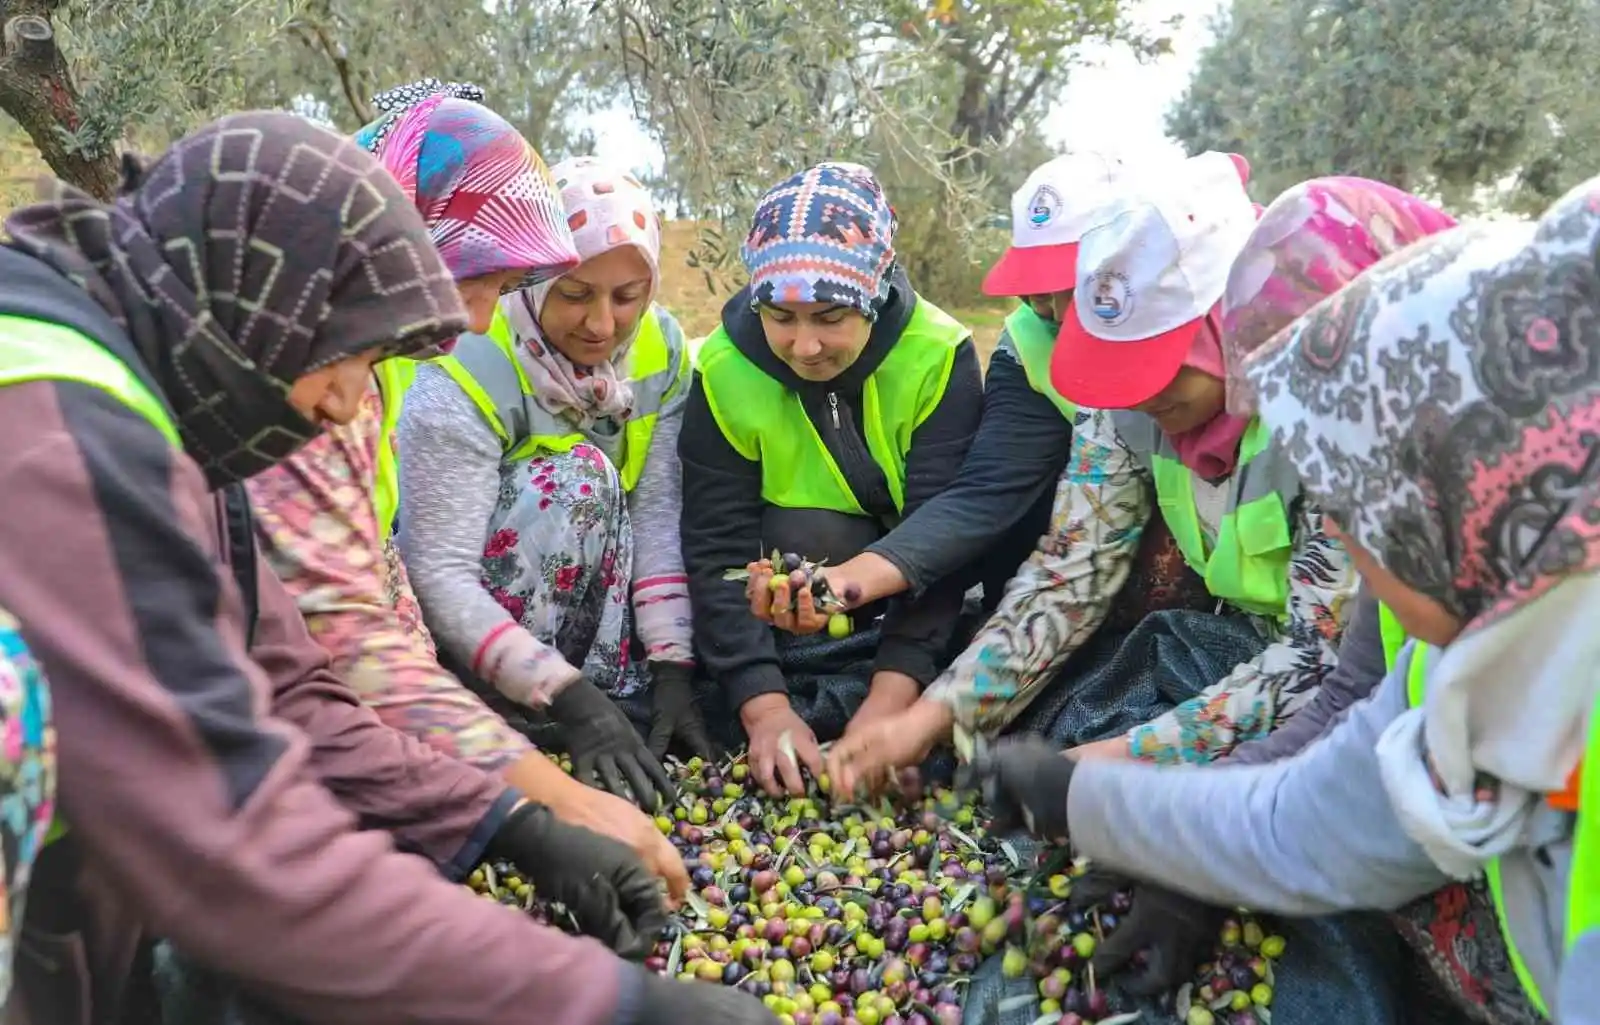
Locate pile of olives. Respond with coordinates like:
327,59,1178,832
466,754,1286,1025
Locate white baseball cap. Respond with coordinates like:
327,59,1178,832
1050,151,1257,409
981,152,1130,298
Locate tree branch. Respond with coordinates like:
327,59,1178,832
288,16,370,124
0,2,119,199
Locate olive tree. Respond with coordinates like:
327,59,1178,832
1167,0,1600,213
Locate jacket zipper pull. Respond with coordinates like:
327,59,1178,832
828,392,841,429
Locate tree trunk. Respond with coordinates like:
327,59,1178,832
0,1,119,200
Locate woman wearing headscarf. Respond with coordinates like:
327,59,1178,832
1034,178,1505,1008
681,162,984,797
398,154,703,811
0,112,767,1025
967,173,1600,1025
242,80,686,891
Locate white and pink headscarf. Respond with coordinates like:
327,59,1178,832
501,157,663,428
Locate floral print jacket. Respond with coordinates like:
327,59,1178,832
245,380,534,773
923,406,1359,763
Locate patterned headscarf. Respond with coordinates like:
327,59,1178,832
1243,177,1600,635
1221,177,1457,416
741,162,898,321
5,111,466,488
500,156,663,428
356,78,578,286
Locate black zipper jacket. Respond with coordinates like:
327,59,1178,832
679,269,984,711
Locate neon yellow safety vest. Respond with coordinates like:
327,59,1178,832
696,296,967,516
1377,602,1595,1018
1113,411,1301,618
372,358,416,539
1000,305,1078,422
0,314,183,849
432,304,688,492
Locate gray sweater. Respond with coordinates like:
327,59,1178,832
1068,645,1586,1023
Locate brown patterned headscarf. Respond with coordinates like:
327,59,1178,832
4,111,468,487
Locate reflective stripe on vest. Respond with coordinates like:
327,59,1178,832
696,296,966,515
434,305,685,491
1000,305,1078,421
372,358,418,539
1113,411,1301,618
1395,632,1594,1018
0,314,183,848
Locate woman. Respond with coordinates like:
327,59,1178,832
829,150,1359,793
968,175,1600,1024
242,80,686,888
398,155,704,810
680,162,984,797
0,112,761,1025
1036,178,1512,1011
0,611,52,1016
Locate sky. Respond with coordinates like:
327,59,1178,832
585,0,1219,182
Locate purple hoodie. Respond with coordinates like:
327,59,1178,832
1,371,635,1024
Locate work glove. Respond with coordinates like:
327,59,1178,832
631,967,784,1025
486,801,668,959
646,662,717,761
956,736,1075,839
548,678,677,810
1066,870,1228,996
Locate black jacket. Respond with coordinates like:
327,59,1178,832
866,332,1074,595
679,270,984,710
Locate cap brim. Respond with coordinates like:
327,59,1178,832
1050,315,1199,410
981,242,1079,297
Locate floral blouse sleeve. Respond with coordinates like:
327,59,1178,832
1126,504,1359,764
923,407,1148,733
243,380,534,774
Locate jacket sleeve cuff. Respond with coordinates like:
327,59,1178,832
442,786,522,882
723,663,789,711
873,637,937,689
611,960,650,1025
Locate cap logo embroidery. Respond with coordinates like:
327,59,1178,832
1090,271,1133,326
1028,184,1062,228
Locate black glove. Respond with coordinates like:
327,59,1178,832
548,679,676,810
956,736,1074,839
631,966,783,1025
646,662,716,761
486,801,668,959
1067,870,1227,996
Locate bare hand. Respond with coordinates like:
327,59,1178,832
1066,735,1134,762
746,559,777,623
742,695,823,796
770,575,830,635
555,784,689,905
827,697,949,800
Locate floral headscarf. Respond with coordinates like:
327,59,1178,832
741,162,898,322
1242,184,1600,633
500,156,663,428
356,78,578,286
1221,177,1457,416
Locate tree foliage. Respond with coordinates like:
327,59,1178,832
0,0,619,199
1167,0,1600,213
600,0,1165,295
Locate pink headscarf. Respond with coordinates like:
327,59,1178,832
1220,176,1458,416
357,82,579,285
